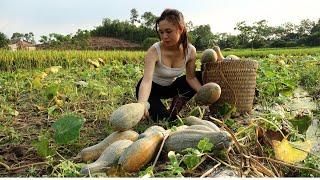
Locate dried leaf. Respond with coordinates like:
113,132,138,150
35,72,48,80
272,138,312,164
45,66,62,74
87,59,100,68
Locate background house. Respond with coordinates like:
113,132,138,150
8,39,36,51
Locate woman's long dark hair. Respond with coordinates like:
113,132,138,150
155,9,189,56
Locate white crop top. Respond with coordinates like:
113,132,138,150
152,42,193,86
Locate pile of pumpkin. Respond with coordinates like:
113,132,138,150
74,49,234,175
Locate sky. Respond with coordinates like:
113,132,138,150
1,0,319,43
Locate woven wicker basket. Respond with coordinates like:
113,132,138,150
202,59,259,114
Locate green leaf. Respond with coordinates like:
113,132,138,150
45,84,59,100
189,106,203,119
47,105,57,116
168,151,179,166
197,138,214,152
52,115,85,145
289,115,312,134
32,132,54,157
183,154,201,169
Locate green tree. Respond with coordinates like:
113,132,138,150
217,33,239,49
24,32,35,44
130,8,140,25
0,32,9,48
190,25,216,50
235,21,254,49
141,11,157,29
39,35,49,44
10,32,24,42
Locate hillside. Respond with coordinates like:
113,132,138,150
89,37,140,50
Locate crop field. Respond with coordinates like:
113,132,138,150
0,48,319,177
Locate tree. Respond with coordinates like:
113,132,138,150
217,33,239,49
39,35,49,44
251,20,272,48
190,25,216,50
130,8,140,25
11,32,24,42
141,11,157,29
0,32,9,48
24,32,35,44
235,21,254,49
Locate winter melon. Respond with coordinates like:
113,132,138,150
194,83,221,105
80,140,133,174
184,116,220,132
75,130,139,162
164,129,232,152
109,102,149,131
118,131,164,172
138,125,166,139
201,49,218,64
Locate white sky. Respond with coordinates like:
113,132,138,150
0,0,319,42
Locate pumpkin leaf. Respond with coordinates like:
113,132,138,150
289,109,313,134
183,153,201,169
52,115,85,145
272,138,312,164
197,137,213,152
168,151,179,166
45,84,59,100
32,132,54,157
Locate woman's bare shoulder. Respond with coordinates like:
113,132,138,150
145,45,158,62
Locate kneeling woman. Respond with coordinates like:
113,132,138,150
136,9,214,121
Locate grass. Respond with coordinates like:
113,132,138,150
0,47,319,177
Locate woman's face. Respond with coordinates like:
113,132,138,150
158,19,183,47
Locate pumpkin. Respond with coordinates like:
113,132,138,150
186,125,215,132
225,55,240,60
194,83,221,105
75,130,139,162
138,125,166,139
109,102,149,131
164,129,232,152
184,116,220,132
80,140,133,174
118,131,164,172
201,49,218,64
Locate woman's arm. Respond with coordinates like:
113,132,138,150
138,46,157,103
186,46,202,92
213,46,224,61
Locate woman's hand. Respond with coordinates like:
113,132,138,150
139,101,150,121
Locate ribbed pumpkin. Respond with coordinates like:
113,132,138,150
80,140,133,174
109,102,148,131
184,116,220,132
118,131,164,172
194,83,221,105
75,130,139,162
201,49,218,64
164,129,232,152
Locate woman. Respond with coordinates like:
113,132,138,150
136,9,205,121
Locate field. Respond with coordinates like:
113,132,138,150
0,48,319,177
